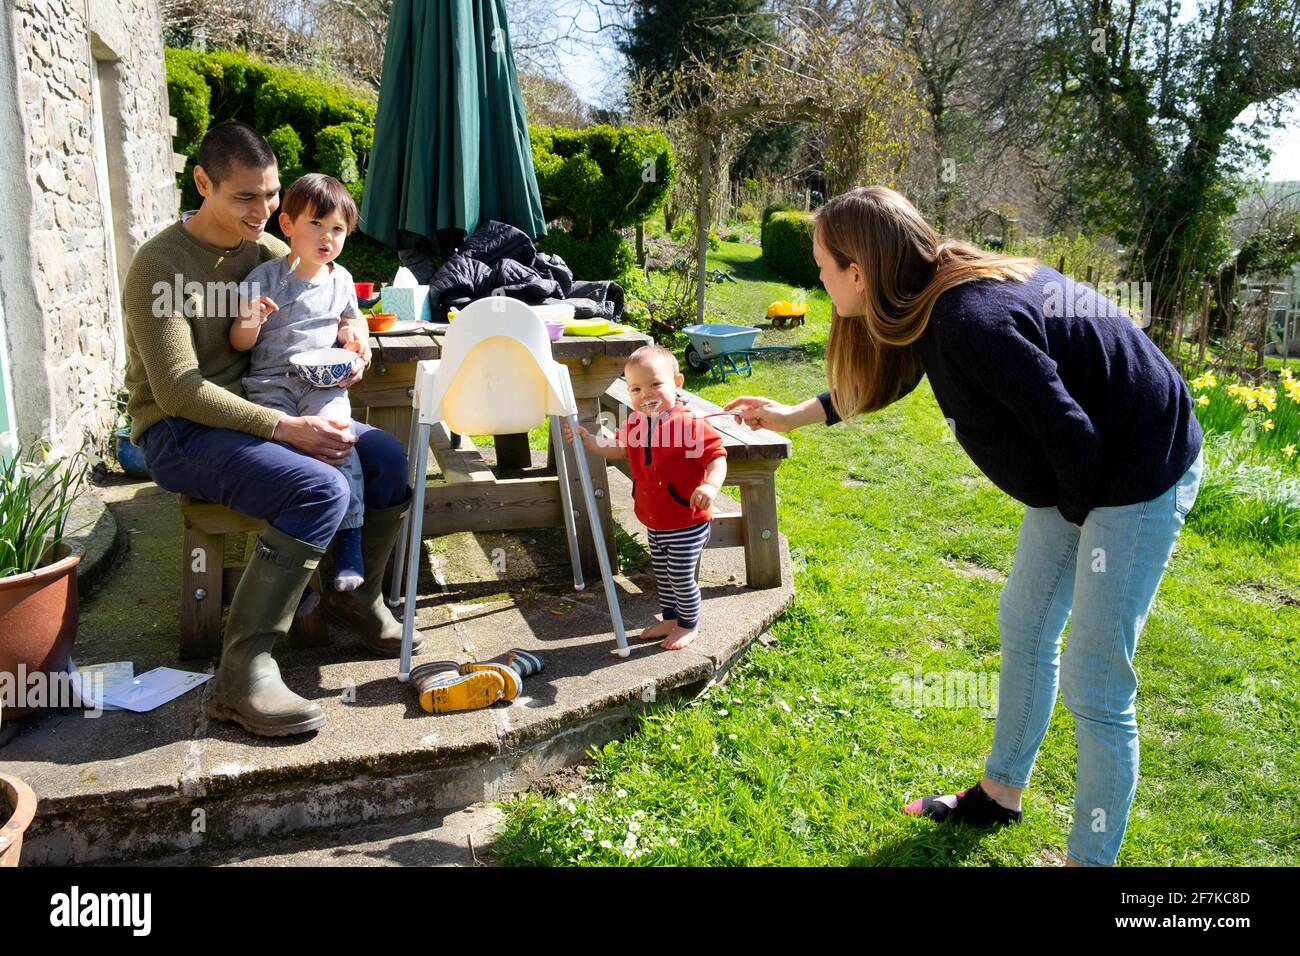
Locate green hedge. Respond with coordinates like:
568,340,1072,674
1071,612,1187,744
165,48,394,280
164,51,675,282
530,124,674,278
264,124,303,179
531,125,674,239
761,201,798,233
536,229,635,282
164,48,375,210
761,210,818,287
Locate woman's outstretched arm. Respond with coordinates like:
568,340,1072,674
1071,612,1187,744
722,395,830,433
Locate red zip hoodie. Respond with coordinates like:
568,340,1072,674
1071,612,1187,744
616,400,728,530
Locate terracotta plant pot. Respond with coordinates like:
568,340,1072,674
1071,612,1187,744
0,772,37,866
367,312,398,333
0,544,80,720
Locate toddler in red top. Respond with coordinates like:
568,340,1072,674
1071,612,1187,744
567,345,727,649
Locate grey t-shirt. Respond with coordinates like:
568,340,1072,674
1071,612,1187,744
241,257,362,377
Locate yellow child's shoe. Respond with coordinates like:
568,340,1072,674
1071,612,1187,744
411,660,505,714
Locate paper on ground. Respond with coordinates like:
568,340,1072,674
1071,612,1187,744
102,666,212,713
67,659,133,711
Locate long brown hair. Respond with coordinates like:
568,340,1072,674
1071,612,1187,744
815,186,1038,419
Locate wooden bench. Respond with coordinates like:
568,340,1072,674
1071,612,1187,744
177,496,331,661
600,381,791,588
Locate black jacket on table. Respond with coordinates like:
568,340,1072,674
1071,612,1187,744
817,265,1202,525
427,220,625,321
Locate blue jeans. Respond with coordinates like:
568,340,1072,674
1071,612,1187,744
984,450,1202,866
138,416,409,549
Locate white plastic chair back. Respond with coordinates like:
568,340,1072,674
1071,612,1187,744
417,297,574,434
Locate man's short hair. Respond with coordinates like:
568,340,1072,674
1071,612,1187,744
194,121,277,186
281,173,359,232
627,344,680,377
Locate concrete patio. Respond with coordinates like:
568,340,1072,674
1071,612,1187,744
0,453,793,865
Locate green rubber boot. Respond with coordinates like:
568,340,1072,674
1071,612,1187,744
322,496,423,656
207,526,327,737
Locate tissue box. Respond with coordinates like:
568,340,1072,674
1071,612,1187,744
380,283,431,325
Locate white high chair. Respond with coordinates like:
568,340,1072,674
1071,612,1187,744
391,295,630,680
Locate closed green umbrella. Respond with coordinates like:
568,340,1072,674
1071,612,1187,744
360,0,547,257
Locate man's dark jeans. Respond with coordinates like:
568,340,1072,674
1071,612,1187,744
138,417,409,548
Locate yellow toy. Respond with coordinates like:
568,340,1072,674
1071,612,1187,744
766,299,808,328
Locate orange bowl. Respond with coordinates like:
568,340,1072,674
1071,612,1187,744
368,312,397,332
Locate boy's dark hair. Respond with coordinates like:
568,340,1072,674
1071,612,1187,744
281,173,359,233
193,121,277,185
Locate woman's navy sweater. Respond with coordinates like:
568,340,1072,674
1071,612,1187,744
817,266,1202,524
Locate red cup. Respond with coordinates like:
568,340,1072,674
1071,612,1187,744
354,282,375,299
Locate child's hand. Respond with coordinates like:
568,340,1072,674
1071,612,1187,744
337,322,372,367
239,295,278,329
691,482,718,510
562,421,597,449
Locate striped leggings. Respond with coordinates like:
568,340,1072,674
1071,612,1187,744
646,521,711,629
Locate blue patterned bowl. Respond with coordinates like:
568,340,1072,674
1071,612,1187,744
290,347,361,388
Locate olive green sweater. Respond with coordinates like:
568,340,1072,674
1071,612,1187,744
122,218,290,443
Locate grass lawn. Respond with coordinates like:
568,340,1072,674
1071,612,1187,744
494,236,1300,866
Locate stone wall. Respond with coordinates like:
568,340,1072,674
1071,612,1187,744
0,0,176,456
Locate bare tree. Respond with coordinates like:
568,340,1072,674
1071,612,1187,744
864,0,1051,228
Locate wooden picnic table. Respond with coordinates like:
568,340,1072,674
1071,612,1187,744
349,323,652,577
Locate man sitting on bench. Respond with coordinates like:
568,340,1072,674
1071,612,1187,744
121,122,414,738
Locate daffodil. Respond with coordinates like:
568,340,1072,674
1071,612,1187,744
1263,419,1275,431
1284,444,1296,459
1196,395,1210,407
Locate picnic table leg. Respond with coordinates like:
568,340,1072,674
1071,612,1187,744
494,433,532,470
740,469,782,588
564,395,619,578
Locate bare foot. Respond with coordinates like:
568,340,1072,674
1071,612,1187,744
661,624,697,650
640,618,676,640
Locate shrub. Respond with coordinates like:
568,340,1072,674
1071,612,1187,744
536,228,635,280
164,47,376,210
762,210,818,287
532,125,674,239
164,50,210,151
315,124,359,185
668,217,694,244
265,124,304,180
761,201,798,233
